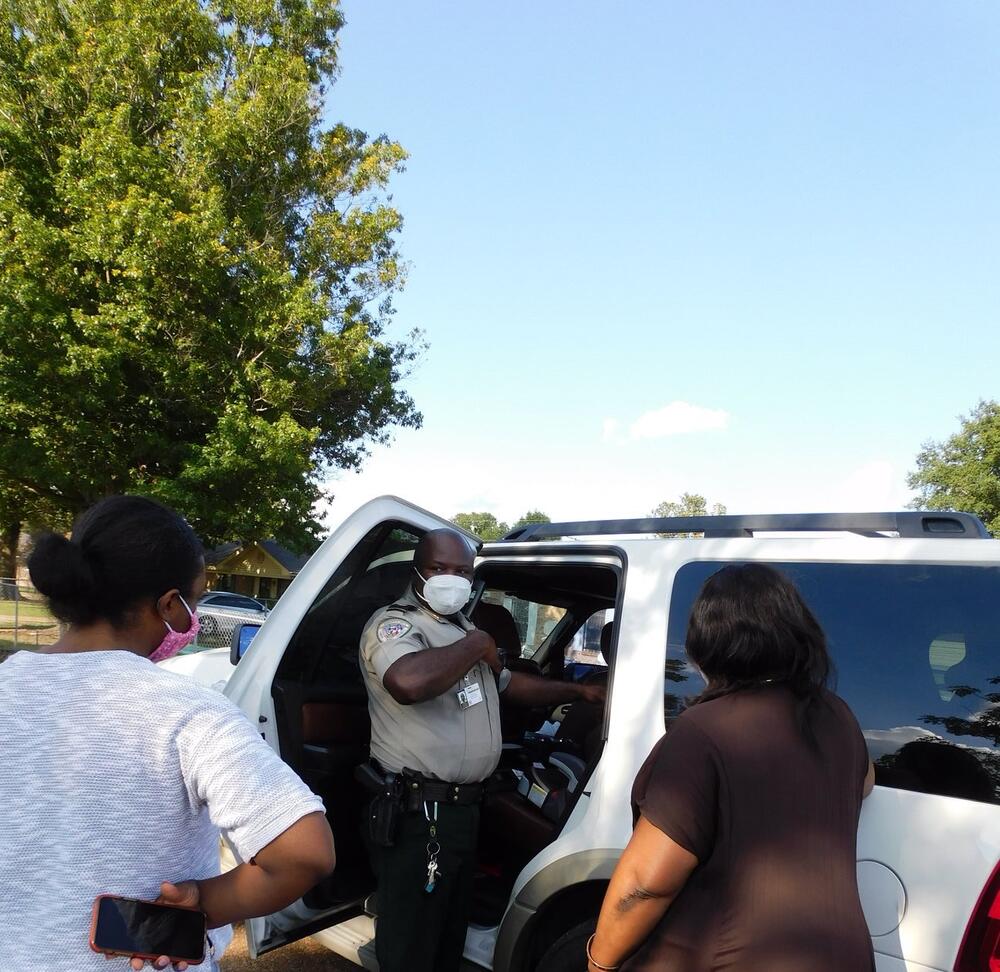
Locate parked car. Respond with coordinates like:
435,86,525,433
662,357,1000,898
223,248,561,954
177,497,1000,972
198,590,269,616
193,591,269,648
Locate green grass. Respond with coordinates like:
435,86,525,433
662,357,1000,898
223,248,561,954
0,601,56,621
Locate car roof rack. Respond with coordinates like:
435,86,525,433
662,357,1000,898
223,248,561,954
501,511,990,542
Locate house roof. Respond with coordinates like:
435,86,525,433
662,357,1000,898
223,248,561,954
258,540,310,573
204,540,310,574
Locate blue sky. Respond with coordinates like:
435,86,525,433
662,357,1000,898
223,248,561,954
320,1,1000,528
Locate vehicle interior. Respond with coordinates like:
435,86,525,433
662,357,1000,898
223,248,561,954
259,520,620,948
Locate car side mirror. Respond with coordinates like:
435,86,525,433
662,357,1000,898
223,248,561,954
230,623,261,666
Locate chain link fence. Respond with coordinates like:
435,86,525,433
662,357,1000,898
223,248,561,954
189,608,266,654
0,580,264,661
0,579,62,660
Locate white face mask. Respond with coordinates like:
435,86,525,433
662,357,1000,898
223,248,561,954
415,569,472,615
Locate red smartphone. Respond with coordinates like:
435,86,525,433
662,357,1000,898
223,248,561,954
90,894,206,964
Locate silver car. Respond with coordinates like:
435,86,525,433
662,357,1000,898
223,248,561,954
194,591,269,648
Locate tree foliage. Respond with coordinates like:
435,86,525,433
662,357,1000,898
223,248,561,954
652,493,727,518
651,493,726,539
513,509,550,528
0,0,420,555
907,400,1000,536
451,512,508,541
451,510,550,541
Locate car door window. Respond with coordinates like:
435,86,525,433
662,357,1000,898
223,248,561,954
478,591,567,660
667,561,1000,804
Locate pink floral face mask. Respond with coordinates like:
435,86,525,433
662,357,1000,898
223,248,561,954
149,595,200,663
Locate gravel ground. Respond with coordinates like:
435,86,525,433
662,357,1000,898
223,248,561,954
220,925,359,971
219,924,478,971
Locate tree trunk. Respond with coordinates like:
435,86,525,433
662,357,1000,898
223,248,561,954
0,519,21,583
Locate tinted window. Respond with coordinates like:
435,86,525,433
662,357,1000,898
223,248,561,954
668,561,1000,804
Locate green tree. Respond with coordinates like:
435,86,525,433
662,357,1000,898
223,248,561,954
0,0,420,556
0,484,67,579
513,509,550,528
652,493,727,518
651,493,726,538
451,512,509,541
908,401,1000,535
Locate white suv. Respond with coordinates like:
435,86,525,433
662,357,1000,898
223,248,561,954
217,496,1000,972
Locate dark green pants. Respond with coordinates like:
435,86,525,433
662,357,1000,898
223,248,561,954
365,801,480,972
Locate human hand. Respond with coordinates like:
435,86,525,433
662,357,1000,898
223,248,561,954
467,629,503,673
124,881,203,971
576,683,607,706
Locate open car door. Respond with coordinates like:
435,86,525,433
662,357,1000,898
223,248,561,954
223,496,477,957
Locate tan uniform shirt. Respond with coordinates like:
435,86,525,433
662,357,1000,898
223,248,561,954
360,586,508,784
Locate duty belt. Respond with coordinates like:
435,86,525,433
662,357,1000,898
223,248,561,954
361,760,486,806
401,774,484,806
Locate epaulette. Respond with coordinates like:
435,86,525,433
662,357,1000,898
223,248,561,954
386,603,417,613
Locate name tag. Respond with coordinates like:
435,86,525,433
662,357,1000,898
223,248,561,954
457,682,484,709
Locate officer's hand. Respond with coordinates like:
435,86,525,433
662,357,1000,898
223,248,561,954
466,629,503,673
576,683,607,706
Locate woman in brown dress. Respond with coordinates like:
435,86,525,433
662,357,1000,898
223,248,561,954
587,564,875,972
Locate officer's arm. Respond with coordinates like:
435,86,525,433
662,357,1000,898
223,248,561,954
502,671,606,708
383,630,501,705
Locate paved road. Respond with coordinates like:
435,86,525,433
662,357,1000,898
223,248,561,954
220,925,359,971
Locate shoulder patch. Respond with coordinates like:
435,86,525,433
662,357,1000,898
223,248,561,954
377,619,412,643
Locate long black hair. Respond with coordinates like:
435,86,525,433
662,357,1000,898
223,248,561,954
28,496,203,628
686,563,832,740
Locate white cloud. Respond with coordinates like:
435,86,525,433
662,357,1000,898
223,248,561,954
601,418,620,442
628,401,730,440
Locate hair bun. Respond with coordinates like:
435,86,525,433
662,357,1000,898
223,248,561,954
27,532,98,607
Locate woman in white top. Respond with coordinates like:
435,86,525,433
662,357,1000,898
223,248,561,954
0,495,335,971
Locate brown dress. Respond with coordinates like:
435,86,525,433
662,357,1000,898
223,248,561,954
625,686,874,972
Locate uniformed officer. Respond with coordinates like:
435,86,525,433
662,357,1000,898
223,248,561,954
359,528,604,972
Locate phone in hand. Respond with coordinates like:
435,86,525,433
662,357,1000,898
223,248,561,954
90,894,206,964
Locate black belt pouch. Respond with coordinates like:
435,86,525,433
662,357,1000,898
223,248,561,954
368,791,401,847
356,763,403,848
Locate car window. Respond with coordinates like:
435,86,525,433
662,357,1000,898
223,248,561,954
565,608,614,666
667,561,1000,804
203,594,259,610
477,591,567,659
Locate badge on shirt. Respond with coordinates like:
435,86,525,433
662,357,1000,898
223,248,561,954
377,619,412,643
457,681,484,709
